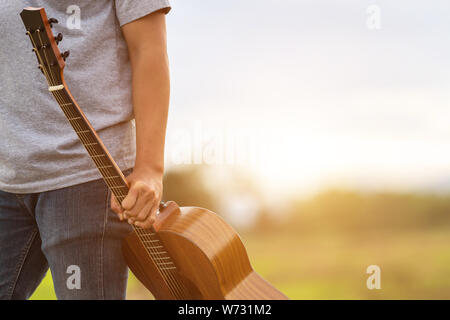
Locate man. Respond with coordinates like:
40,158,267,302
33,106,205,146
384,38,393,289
0,0,171,299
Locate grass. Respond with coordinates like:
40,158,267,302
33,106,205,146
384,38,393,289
30,226,450,300
243,227,450,299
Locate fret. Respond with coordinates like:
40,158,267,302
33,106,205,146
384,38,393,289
91,154,106,158
148,251,168,256
98,165,113,169
136,230,155,236
160,266,177,270
110,185,127,189
77,132,96,143
115,196,126,203
150,245,164,249
68,116,81,121
61,103,73,107
156,262,175,266
84,142,98,146
142,239,160,243
103,175,120,180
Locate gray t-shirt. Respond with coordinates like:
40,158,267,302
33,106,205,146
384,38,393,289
0,0,171,193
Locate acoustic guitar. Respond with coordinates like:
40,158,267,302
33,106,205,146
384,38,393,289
20,7,288,300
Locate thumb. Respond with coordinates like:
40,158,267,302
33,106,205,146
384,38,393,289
121,185,138,211
110,193,124,214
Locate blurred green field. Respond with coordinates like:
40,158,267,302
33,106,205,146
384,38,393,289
244,228,450,299
31,224,450,300
29,182,450,299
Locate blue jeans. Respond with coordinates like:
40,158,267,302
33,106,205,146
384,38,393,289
0,169,133,300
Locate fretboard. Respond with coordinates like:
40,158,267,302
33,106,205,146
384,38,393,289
49,86,182,297
49,86,179,272
49,87,130,203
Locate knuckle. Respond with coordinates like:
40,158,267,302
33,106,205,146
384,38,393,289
127,210,138,217
134,181,148,191
138,216,155,229
137,211,149,221
121,201,131,210
143,190,155,201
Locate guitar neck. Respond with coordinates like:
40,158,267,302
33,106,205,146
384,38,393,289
50,85,130,203
18,7,130,203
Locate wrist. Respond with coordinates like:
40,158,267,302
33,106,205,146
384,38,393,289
133,162,164,178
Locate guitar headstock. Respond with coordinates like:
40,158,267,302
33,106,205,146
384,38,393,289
20,7,70,89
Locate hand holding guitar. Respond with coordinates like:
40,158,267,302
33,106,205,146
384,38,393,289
110,168,163,229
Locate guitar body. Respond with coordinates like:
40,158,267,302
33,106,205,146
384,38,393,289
123,201,287,300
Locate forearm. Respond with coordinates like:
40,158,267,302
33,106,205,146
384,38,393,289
113,11,170,228
129,41,170,176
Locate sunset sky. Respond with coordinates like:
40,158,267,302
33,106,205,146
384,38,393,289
163,0,450,196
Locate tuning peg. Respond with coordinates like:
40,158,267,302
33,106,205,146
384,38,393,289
62,50,70,61
55,33,63,44
48,18,58,28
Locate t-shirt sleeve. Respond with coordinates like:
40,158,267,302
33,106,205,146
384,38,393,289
115,0,171,27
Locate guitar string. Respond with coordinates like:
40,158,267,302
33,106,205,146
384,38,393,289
51,91,186,299
50,69,186,299
51,74,187,299
29,32,125,200
30,30,184,298
30,30,187,299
